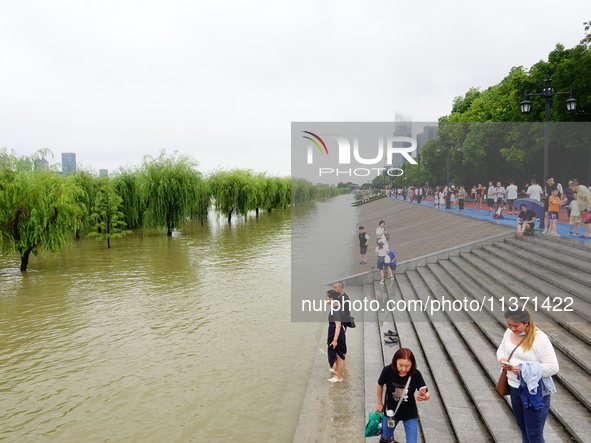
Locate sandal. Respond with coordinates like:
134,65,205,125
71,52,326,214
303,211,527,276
384,330,398,337
384,337,399,344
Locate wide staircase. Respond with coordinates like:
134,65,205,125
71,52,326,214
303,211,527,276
357,233,591,443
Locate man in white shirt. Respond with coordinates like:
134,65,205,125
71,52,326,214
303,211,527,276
526,179,543,201
506,180,519,215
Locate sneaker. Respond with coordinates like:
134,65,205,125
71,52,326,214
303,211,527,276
380,280,385,284
328,367,337,374
542,230,548,235
360,261,367,264
328,376,343,383
568,232,574,236
389,275,395,279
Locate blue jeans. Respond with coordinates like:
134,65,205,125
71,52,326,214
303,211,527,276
510,386,551,443
381,416,418,443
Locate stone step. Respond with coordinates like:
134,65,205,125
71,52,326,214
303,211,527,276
448,254,591,365
439,256,591,413
405,269,520,442
379,279,457,443
481,243,591,305
418,263,569,442
505,236,591,274
525,234,591,257
470,247,591,323
460,251,591,374
395,273,493,442
425,258,591,443
495,239,591,286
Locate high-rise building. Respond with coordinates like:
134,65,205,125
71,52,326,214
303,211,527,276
99,169,109,177
416,125,438,155
61,153,76,175
390,114,412,170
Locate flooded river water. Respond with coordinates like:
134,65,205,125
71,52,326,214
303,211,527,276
0,194,358,442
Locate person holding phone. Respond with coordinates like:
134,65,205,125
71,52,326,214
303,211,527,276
496,308,559,442
376,348,431,443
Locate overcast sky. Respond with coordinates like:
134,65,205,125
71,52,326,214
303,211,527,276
0,1,588,177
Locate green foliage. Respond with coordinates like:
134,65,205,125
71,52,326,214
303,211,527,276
0,149,85,271
140,150,203,235
87,177,132,247
112,167,145,229
291,177,344,204
428,40,591,185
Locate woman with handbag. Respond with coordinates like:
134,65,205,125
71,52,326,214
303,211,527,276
376,348,430,443
496,308,559,443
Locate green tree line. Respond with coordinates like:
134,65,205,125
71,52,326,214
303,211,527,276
415,30,591,188
0,149,344,271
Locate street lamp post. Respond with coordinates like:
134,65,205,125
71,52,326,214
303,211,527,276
519,78,577,181
436,141,461,186
417,154,421,187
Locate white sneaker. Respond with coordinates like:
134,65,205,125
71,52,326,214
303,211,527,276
380,280,385,284
328,376,343,383
328,367,337,374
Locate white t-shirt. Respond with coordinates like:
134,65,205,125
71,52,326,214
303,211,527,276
376,226,389,249
569,200,581,217
494,187,505,202
527,184,543,201
506,185,518,200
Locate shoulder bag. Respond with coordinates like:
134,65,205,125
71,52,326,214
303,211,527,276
495,337,525,396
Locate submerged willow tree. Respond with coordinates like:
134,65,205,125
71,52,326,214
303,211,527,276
0,149,85,271
140,150,206,235
88,176,132,248
208,169,259,223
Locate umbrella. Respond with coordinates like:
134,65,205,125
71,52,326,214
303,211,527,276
514,198,544,220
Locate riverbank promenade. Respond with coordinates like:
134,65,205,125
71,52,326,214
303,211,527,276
293,196,591,442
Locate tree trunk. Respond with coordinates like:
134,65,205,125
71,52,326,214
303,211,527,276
20,248,33,272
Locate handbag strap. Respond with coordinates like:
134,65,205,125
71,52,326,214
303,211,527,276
507,336,526,361
392,376,411,417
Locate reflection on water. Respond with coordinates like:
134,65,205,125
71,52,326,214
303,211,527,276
0,194,357,442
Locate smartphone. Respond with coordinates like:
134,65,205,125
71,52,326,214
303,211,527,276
418,386,427,395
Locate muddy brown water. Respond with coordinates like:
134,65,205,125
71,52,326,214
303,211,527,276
0,195,360,442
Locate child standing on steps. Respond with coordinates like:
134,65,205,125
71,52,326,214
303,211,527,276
545,188,566,237
568,193,582,236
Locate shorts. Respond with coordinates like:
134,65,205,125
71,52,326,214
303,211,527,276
360,246,368,255
389,264,397,272
377,256,385,270
570,215,582,224
487,199,494,207
548,211,558,220
507,199,515,206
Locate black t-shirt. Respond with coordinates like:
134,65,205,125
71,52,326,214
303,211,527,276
518,209,536,222
377,366,426,420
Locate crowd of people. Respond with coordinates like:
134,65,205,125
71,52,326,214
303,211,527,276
385,175,591,238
